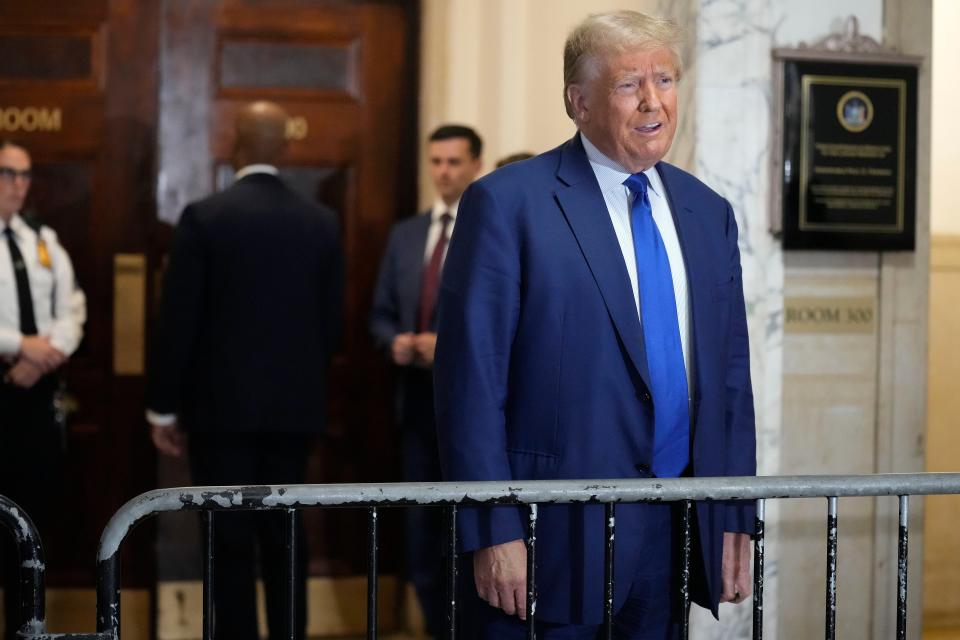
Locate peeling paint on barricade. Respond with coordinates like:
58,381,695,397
22,558,44,570
207,493,233,509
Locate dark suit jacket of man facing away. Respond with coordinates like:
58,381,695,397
147,172,344,435
434,134,756,625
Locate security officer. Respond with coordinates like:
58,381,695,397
0,139,85,639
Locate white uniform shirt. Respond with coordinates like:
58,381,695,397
580,133,691,384
0,213,86,359
422,198,459,265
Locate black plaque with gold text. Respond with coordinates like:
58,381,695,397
781,60,917,250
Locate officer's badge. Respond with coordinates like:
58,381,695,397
37,239,52,270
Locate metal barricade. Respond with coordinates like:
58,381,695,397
6,473,960,639
0,495,106,639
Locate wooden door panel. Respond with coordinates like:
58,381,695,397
209,100,361,162
157,0,417,588
3,0,417,628
0,0,159,593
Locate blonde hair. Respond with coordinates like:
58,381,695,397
563,11,685,119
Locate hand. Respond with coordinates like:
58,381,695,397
474,539,528,620
4,359,44,389
20,336,66,373
720,532,752,604
413,332,438,367
151,423,186,458
391,333,416,366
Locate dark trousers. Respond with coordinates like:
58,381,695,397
399,370,446,638
189,432,311,640
461,503,682,640
0,374,61,640
402,428,445,638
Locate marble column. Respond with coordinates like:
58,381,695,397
691,2,888,639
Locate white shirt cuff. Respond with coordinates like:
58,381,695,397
0,329,23,357
146,410,177,427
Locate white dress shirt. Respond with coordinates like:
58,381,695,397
234,163,279,181
580,133,691,382
0,213,86,358
423,198,458,265
146,163,280,428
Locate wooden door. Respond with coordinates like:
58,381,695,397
156,0,418,596
0,0,159,596
2,0,418,634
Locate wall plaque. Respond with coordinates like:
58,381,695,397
771,22,921,251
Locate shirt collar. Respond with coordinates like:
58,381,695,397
2,213,27,238
234,164,280,182
580,132,663,199
430,197,459,222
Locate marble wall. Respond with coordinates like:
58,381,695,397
692,1,930,638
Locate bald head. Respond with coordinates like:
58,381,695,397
232,101,289,169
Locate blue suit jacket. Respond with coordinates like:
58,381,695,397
369,213,442,432
369,212,433,350
434,135,756,623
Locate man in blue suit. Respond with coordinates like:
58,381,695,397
370,124,483,638
435,11,756,639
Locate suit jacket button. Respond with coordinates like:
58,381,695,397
635,463,651,475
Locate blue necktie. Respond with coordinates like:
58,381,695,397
623,172,689,478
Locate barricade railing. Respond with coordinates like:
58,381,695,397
4,473,960,639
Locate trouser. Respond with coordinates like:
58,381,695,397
188,432,311,640
401,427,445,638
461,503,682,640
0,373,61,640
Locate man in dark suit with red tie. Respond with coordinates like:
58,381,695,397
369,124,483,638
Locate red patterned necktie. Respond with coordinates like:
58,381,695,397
417,212,452,332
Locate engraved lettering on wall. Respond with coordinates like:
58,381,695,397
784,296,876,334
0,106,62,132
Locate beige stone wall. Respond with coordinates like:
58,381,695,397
417,0,697,209
931,0,960,235
925,0,960,630
925,237,960,629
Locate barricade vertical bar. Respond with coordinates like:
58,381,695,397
526,504,538,640
202,511,215,640
96,555,120,636
825,497,838,640
602,502,615,640
367,506,379,640
445,505,458,640
680,500,692,640
753,499,765,640
0,496,45,637
286,509,299,640
896,495,909,640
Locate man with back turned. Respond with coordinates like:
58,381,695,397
146,101,344,640
435,11,756,638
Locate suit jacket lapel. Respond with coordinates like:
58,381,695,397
554,135,652,391
656,162,712,410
